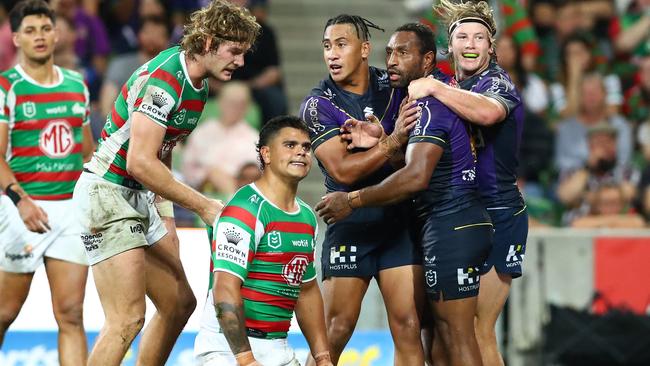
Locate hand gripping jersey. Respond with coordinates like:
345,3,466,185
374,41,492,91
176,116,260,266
458,62,525,207
0,65,90,200
211,184,318,339
86,46,208,189
408,96,481,218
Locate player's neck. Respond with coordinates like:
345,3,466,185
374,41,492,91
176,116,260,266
19,57,57,85
255,174,299,212
184,53,207,89
338,63,370,95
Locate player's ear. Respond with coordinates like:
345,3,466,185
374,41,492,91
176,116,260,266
424,51,435,71
260,146,271,166
361,41,371,60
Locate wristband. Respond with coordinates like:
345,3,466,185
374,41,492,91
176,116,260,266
235,350,256,366
314,351,332,366
347,190,362,209
4,183,22,206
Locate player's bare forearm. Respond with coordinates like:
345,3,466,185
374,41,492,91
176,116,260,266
81,124,95,162
431,85,505,126
0,124,19,190
214,281,251,355
316,139,392,186
357,143,441,207
295,280,330,357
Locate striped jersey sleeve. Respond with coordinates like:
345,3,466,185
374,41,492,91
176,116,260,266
134,68,181,128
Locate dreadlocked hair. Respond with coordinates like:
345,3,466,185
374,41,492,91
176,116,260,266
324,14,384,41
181,0,261,57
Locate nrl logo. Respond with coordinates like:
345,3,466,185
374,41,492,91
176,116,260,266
23,101,36,118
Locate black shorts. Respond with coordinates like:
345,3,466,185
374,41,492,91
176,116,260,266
420,204,493,301
321,202,421,278
481,205,529,278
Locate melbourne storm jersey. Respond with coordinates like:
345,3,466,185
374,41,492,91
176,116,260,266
409,96,481,218
86,46,208,189
0,65,90,200
210,184,318,339
458,62,525,207
298,66,397,193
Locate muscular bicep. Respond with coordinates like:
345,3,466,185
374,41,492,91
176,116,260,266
405,141,443,185
128,111,166,162
313,137,349,177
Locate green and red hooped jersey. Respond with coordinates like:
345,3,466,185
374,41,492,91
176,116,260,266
86,46,208,189
0,65,90,200
211,184,319,339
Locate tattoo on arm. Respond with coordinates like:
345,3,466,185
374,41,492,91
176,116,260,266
215,301,251,354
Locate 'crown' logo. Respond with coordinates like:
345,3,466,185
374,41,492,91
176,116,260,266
151,92,167,108
224,227,242,245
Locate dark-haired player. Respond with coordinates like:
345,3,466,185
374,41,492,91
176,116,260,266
299,16,434,365
0,1,94,363
194,116,333,366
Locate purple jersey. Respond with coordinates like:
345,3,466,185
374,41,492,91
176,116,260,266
408,96,481,218
459,62,525,207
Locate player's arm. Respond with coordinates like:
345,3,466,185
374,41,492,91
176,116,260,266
0,95,49,233
212,208,259,364
126,112,221,225
80,78,95,162
295,279,333,366
408,77,506,126
301,96,417,186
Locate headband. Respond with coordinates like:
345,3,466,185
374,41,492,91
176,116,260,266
448,17,496,36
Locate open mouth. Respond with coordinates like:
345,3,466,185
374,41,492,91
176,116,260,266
388,70,401,81
462,53,479,59
290,161,307,167
329,64,342,73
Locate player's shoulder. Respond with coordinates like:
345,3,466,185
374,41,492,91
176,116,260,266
227,184,266,214
296,197,318,224
369,66,390,90
0,67,21,90
59,67,84,81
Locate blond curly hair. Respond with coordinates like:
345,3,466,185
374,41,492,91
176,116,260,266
181,0,261,57
435,0,497,58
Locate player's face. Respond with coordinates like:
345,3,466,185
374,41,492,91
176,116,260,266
263,127,312,181
322,24,369,84
204,40,250,81
13,15,57,64
449,22,492,80
385,31,426,88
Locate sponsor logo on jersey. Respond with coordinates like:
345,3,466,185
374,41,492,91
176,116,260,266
130,223,145,234
215,222,250,267
462,168,476,182
413,101,426,135
292,239,310,247
425,270,437,287
187,117,198,125
81,232,103,252
268,231,282,249
22,101,36,118
505,244,524,267
457,266,480,292
305,98,326,134
282,254,309,286
172,109,186,125
45,106,67,115
140,85,174,121
72,103,86,116
363,106,374,117
248,194,260,204
39,120,74,158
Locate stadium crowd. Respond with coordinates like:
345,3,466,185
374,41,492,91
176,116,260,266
0,0,648,228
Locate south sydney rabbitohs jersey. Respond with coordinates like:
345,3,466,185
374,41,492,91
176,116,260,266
458,62,525,207
210,184,318,339
408,96,481,218
86,46,208,189
0,65,90,199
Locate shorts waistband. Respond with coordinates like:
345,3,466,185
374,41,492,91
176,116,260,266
83,168,143,190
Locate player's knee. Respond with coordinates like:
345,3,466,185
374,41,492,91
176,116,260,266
388,312,420,339
53,300,84,329
474,320,497,345
327,314,356,342
178,286,197,318
0,304,21,330
113,316,145,341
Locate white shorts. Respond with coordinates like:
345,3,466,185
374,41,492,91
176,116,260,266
194,291,301,366
73,172,167,265
0,196,88,273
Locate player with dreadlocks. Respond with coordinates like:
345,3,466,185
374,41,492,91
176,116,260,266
299,15,425,365
409,1,527,365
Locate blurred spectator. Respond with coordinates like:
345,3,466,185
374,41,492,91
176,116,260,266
230,0,288,125
557,123,637,224
0,1,16,71
236,161,262,188
181,82,259,197
571,183,645,228
536,1,583,81
101,0,168,55
496,34,549,114
614,0,650,58
53,17,79,71
555,73,632,176
624,54,650,127
51,0,110,100
550,32,623,119
98,17,171,119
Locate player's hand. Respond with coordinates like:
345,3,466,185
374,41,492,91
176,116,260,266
315,192,352,224
340,116,384,150
391,99,420,144
408,76,438,100
17,197,50,233
199,198,224,226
